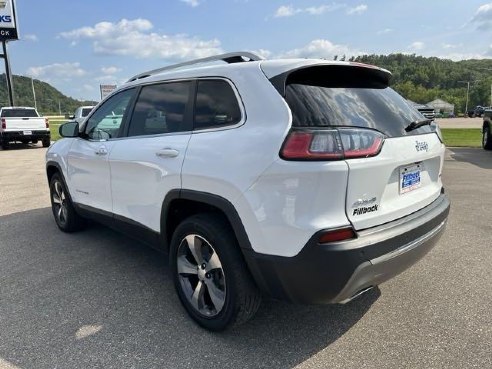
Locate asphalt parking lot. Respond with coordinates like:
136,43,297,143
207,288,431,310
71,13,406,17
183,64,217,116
0,144,491,369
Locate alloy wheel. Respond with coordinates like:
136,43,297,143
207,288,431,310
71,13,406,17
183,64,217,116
52,180,68,226
176,234,226,317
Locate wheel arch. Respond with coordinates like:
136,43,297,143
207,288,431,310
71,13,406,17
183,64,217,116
46,161,63,184
46,161,75,204
160,189,253,252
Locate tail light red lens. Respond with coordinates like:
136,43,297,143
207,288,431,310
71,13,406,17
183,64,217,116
45,118,49,128
281,130,343,160
318,227,356,243
1,118,5,129
281,128,384,161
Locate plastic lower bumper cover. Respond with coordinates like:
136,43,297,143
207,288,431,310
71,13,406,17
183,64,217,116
242,193,450,304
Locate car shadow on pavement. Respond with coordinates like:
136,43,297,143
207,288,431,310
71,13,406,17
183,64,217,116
0,207,379,369
446,147,492,170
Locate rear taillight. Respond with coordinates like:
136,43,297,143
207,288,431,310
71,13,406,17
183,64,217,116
281,128,384,161
318,227,356,243
45,118,49,128
1,118,5,129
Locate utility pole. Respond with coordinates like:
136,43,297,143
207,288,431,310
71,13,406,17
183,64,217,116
31,77,37,110
458,80,481,115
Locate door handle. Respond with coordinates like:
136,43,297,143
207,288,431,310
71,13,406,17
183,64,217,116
156,148,179,158
95,146,108,156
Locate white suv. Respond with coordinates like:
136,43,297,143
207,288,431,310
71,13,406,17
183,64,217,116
46,52,450,331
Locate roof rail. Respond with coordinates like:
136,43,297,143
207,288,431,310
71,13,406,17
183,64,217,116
127,51,263,82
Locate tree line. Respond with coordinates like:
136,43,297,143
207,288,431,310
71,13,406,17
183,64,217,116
0,74,96,115
352,54,492,113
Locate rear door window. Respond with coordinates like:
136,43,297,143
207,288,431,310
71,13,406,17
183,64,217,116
194,80,242,130
127,81,192,137
283,66,433,137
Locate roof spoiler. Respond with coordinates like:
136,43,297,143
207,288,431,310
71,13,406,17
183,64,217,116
269,63,392,96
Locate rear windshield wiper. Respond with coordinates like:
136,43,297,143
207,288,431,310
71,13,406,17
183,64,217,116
405,119,433,132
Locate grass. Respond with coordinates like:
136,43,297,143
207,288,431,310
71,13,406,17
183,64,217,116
49,125,483,148
50,124,61,141
441,128,482,148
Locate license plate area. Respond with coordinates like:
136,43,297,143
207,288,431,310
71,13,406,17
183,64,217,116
23,130,32,135
400,164,422,194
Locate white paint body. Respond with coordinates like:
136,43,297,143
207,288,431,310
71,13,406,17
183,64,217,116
46,59,445,258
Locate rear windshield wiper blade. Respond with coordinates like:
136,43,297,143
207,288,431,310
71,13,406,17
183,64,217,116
405,119,433,132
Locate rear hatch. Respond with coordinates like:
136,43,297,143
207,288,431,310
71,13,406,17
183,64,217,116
1,108,46,130
275,63,444,230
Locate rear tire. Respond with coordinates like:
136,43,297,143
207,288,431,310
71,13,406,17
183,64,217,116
169,213,261,331
483,126,492,150
1,140,8,150
49,173,86,232
31,139,39,144
42,138,51,148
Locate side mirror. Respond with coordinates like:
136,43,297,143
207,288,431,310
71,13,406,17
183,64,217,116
59,121,79,138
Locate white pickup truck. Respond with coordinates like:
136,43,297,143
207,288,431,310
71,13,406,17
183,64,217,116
0,107,51,149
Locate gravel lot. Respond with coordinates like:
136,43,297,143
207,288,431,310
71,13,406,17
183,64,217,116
0,143,491,369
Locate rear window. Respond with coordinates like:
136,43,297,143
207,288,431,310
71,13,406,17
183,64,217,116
1,109,39,118
283,67,433,137
82,108,93,117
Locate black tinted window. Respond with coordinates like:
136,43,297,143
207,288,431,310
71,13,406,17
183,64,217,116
128,82,191,137
284,67,433,137
1,109,38,118
82,108,93,117
194,80,241,130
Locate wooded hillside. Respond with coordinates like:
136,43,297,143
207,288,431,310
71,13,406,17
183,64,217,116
0,74,96,115
354,54,492,113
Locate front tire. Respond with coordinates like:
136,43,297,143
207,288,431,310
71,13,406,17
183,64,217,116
49,173,86,232
483,126,492,150
170,214,261,331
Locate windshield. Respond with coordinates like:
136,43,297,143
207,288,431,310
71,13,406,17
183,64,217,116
1,109,39,118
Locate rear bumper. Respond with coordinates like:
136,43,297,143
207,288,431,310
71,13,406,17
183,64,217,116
243,193,450,304
1,130,50,142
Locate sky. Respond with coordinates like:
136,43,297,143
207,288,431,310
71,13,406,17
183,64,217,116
7,0,492,101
